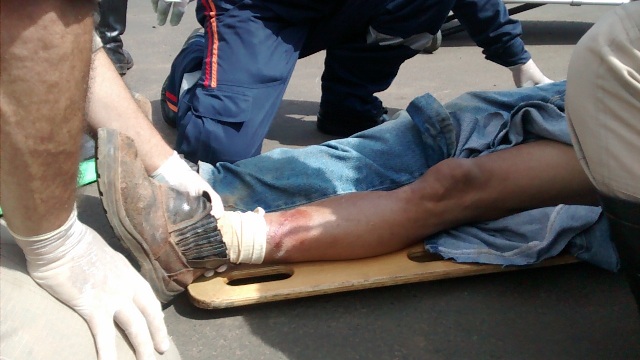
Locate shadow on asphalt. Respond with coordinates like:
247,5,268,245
151,97,403,149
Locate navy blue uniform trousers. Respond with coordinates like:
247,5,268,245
165,0,530,164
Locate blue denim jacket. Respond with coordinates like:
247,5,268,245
201,81,619,272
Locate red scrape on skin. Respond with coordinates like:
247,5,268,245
268,208,314,260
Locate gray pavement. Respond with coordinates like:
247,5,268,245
86,2,637,359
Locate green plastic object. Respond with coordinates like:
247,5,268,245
77,158,97,187
0,158,96,217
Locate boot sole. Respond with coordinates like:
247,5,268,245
96,128,179,303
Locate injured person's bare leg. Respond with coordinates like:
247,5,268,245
259,140,598,263
214,140,598,263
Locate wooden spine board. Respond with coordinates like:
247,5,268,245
188,244,578,309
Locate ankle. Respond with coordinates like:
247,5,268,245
218,208,267,264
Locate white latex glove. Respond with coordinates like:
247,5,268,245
509,59,553,88
152,151,225,219
151,0,194,26
11,209,170,360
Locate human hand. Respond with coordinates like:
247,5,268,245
509,59,553,88
152,151,225,219
13,210,170,360
151,0,194,26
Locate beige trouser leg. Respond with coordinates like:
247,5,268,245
565,2,640,202
0,225,182,360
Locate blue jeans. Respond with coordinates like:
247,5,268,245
199,81,619,271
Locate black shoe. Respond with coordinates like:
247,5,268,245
317,106,389,137
104,45,134,76
95,0,131,75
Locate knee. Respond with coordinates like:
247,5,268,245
404,158,483,205
430,158,483,195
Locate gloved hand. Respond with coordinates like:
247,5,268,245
12,209,170,360
151,0,194,26
509,59,553,88
152,151,225,219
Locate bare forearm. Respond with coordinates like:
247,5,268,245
85,48,172,174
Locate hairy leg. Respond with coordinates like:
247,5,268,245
0,0,94,236
86,48,173,174
263,140,598,263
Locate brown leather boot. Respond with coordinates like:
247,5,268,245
96,128,228,303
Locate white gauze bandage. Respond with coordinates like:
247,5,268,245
217,207,267,264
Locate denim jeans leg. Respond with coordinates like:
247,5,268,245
199,110,447,212
201,82,568,213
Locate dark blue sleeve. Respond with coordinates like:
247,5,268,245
451,0,531,67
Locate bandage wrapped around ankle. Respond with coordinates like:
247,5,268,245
217,208,267,264
509,59,553,88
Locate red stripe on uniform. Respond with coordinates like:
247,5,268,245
202,0,219,88
165,91,178,103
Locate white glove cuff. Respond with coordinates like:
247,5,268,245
509,59,552,88
151,151,190,184
8,207,77,242
11,208,84,263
